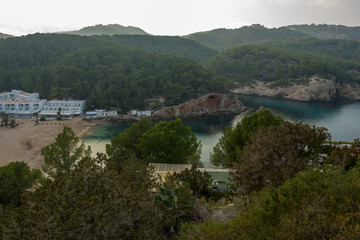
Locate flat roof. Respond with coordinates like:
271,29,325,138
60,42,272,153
1,98,46,103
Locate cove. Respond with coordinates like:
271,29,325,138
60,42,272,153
84,95,360,165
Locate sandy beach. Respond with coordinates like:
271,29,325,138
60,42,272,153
0,117,100,169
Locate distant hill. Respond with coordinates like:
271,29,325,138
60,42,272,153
0,32,13,39
95,35,218,63
184,24,306,51
287,24,360,40
61,24,149,36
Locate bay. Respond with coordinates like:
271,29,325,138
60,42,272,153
84,95,360,165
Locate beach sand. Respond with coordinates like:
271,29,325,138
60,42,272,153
0,117,98,169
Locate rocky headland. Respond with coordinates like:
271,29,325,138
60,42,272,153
151,93,247,120
231,77,360,102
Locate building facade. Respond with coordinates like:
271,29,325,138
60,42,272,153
85,109,118,118
0,90,47,117
39,100,86,120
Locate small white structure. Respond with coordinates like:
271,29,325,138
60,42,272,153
0,90,47,117
85,109,118,118
129,110,137,116
39,100,86,120
135,110,151,117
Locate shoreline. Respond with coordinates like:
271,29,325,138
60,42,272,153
0,117,98,169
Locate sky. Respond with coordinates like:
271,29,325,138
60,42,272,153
1,0,359,36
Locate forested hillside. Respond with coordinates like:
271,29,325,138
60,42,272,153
60,24,149,36
185,24,306,50
95,35,218,63
287,24,360,40
1,45,229,110
0,33,226,110
207,38,360,87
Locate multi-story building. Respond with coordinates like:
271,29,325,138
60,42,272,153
39,100,86,120
0,90,47,117
0,89,40,101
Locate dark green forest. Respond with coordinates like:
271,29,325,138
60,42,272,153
0,34,226,110
94,35,218,63
207,37,360,87
1,25,360,111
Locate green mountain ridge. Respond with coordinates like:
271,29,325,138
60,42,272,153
287,24,360,40
184,24,307,50
60,24,149,36
185,24,360,51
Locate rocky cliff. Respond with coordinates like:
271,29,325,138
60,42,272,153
152,93,247,119
231,77,360,102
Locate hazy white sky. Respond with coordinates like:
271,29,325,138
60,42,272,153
1,0,359,36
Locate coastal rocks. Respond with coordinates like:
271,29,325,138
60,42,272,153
231,77,360,102
337,84,360,100
152,93,247,119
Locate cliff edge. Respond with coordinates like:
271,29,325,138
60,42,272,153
152,93,247,119
231,77,360,102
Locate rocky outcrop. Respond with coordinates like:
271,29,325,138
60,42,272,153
152,93,247,119
231,77,360,102
337,84,360,101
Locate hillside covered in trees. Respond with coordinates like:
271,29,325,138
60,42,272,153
207,38,360,87
185,24,306,51
94,35,218,63
1,24,360,110
287,24,360,40
0,33,226,110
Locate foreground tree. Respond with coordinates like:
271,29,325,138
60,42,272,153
137,118,201,165
174,165,212,198
33,112,39,125
210,109,284,168
326,138,360,170
0,113,9,127
180,164,360,240
0,162,41,207
2,155,167,239
41,126,91,179
231,121,330,194
106,118,152,171
107,118,202,167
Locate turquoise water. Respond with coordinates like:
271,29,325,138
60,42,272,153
238,95,360,141
84,95,360,164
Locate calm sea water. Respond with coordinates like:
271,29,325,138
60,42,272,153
84,95,360,165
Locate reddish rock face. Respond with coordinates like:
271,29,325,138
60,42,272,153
152,93,247,119
205,94,222,109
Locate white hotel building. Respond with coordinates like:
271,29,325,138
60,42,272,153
39,100,86,120
0,90,47,117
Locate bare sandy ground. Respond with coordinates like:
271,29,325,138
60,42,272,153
0,117,98,169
